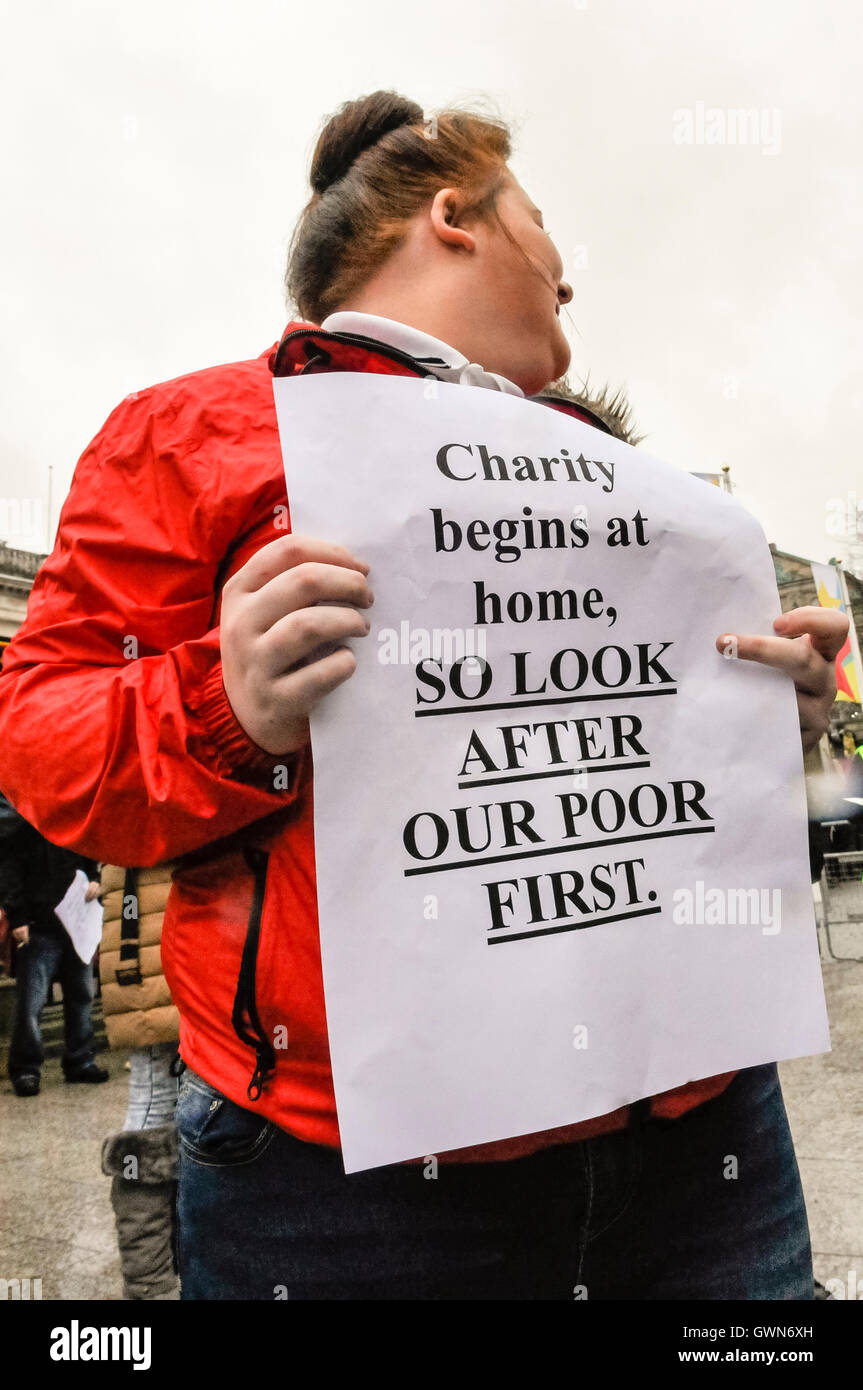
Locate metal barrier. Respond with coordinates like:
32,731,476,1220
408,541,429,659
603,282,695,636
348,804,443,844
819,844,863,962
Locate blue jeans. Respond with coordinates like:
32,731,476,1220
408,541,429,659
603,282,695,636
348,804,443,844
176,1062,813,1300
8,930,96,1077
123,1043,180,1131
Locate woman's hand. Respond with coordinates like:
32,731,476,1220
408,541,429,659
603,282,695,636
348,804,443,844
220,534,374,756
716,605,849,752
84,881,101,903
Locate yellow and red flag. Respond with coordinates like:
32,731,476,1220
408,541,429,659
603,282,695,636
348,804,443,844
810,561,862,704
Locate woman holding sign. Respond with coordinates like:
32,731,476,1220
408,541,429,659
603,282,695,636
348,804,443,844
0,91,846,1300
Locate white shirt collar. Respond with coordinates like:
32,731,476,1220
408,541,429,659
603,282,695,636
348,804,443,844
320,311,524,397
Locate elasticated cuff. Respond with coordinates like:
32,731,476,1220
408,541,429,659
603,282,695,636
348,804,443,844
194,660,296,784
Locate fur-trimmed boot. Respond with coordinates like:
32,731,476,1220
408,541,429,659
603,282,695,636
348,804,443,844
101,1124,179,1300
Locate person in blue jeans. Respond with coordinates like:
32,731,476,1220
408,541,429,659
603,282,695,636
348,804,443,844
176,1061,811,1300
0,792,107,1096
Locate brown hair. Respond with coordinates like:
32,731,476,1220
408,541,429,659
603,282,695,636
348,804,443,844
286,91,512,324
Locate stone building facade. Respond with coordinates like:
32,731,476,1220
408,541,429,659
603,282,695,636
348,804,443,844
0,542,46,658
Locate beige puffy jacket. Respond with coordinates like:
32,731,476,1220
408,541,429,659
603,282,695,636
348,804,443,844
99,864,179,1049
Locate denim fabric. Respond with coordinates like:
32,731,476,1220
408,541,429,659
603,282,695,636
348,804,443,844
8,931,96,1076
123,1043,180,1131
176,1061,813,1301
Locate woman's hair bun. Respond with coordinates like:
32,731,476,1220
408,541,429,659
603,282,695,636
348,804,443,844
310,90,424,194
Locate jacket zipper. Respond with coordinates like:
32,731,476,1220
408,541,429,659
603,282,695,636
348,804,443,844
231,847,277,1101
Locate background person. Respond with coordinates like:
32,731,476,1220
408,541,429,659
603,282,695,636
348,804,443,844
99,862,181,1300
0,791,107,1096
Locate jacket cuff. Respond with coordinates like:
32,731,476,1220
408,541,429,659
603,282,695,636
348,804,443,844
194,661,299,788
3,902,27,931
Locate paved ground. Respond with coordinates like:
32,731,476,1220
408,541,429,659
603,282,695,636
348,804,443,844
780,957,863,1297
0,1048,127,1299
1,926,861,1302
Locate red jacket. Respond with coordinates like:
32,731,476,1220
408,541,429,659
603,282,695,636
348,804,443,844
0,322,734,1159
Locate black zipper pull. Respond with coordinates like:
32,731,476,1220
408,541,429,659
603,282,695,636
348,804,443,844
232,847,278,1102
247,1048,275,1102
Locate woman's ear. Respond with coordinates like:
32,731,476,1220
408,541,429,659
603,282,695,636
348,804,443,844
429,188,476,251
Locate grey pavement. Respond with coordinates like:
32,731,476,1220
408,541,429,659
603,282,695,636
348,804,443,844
0,942,861,1301
780,955,863,1298
0,1048,129,1300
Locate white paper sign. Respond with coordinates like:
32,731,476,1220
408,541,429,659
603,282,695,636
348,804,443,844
55,868,102,964
273,373,829,1173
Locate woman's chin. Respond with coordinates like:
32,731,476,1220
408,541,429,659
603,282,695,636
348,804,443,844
523,344,571,396
551,330,572,382
518,369,551,397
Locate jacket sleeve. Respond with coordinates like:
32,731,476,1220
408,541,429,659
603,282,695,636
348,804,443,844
72,853,100,882
0,827,28,929
0,377,305,867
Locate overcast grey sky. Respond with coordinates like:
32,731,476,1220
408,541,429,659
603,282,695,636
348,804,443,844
1,0,859,564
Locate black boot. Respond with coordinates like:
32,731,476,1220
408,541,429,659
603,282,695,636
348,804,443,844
11,1072,40,1097
65,1060,109,1084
